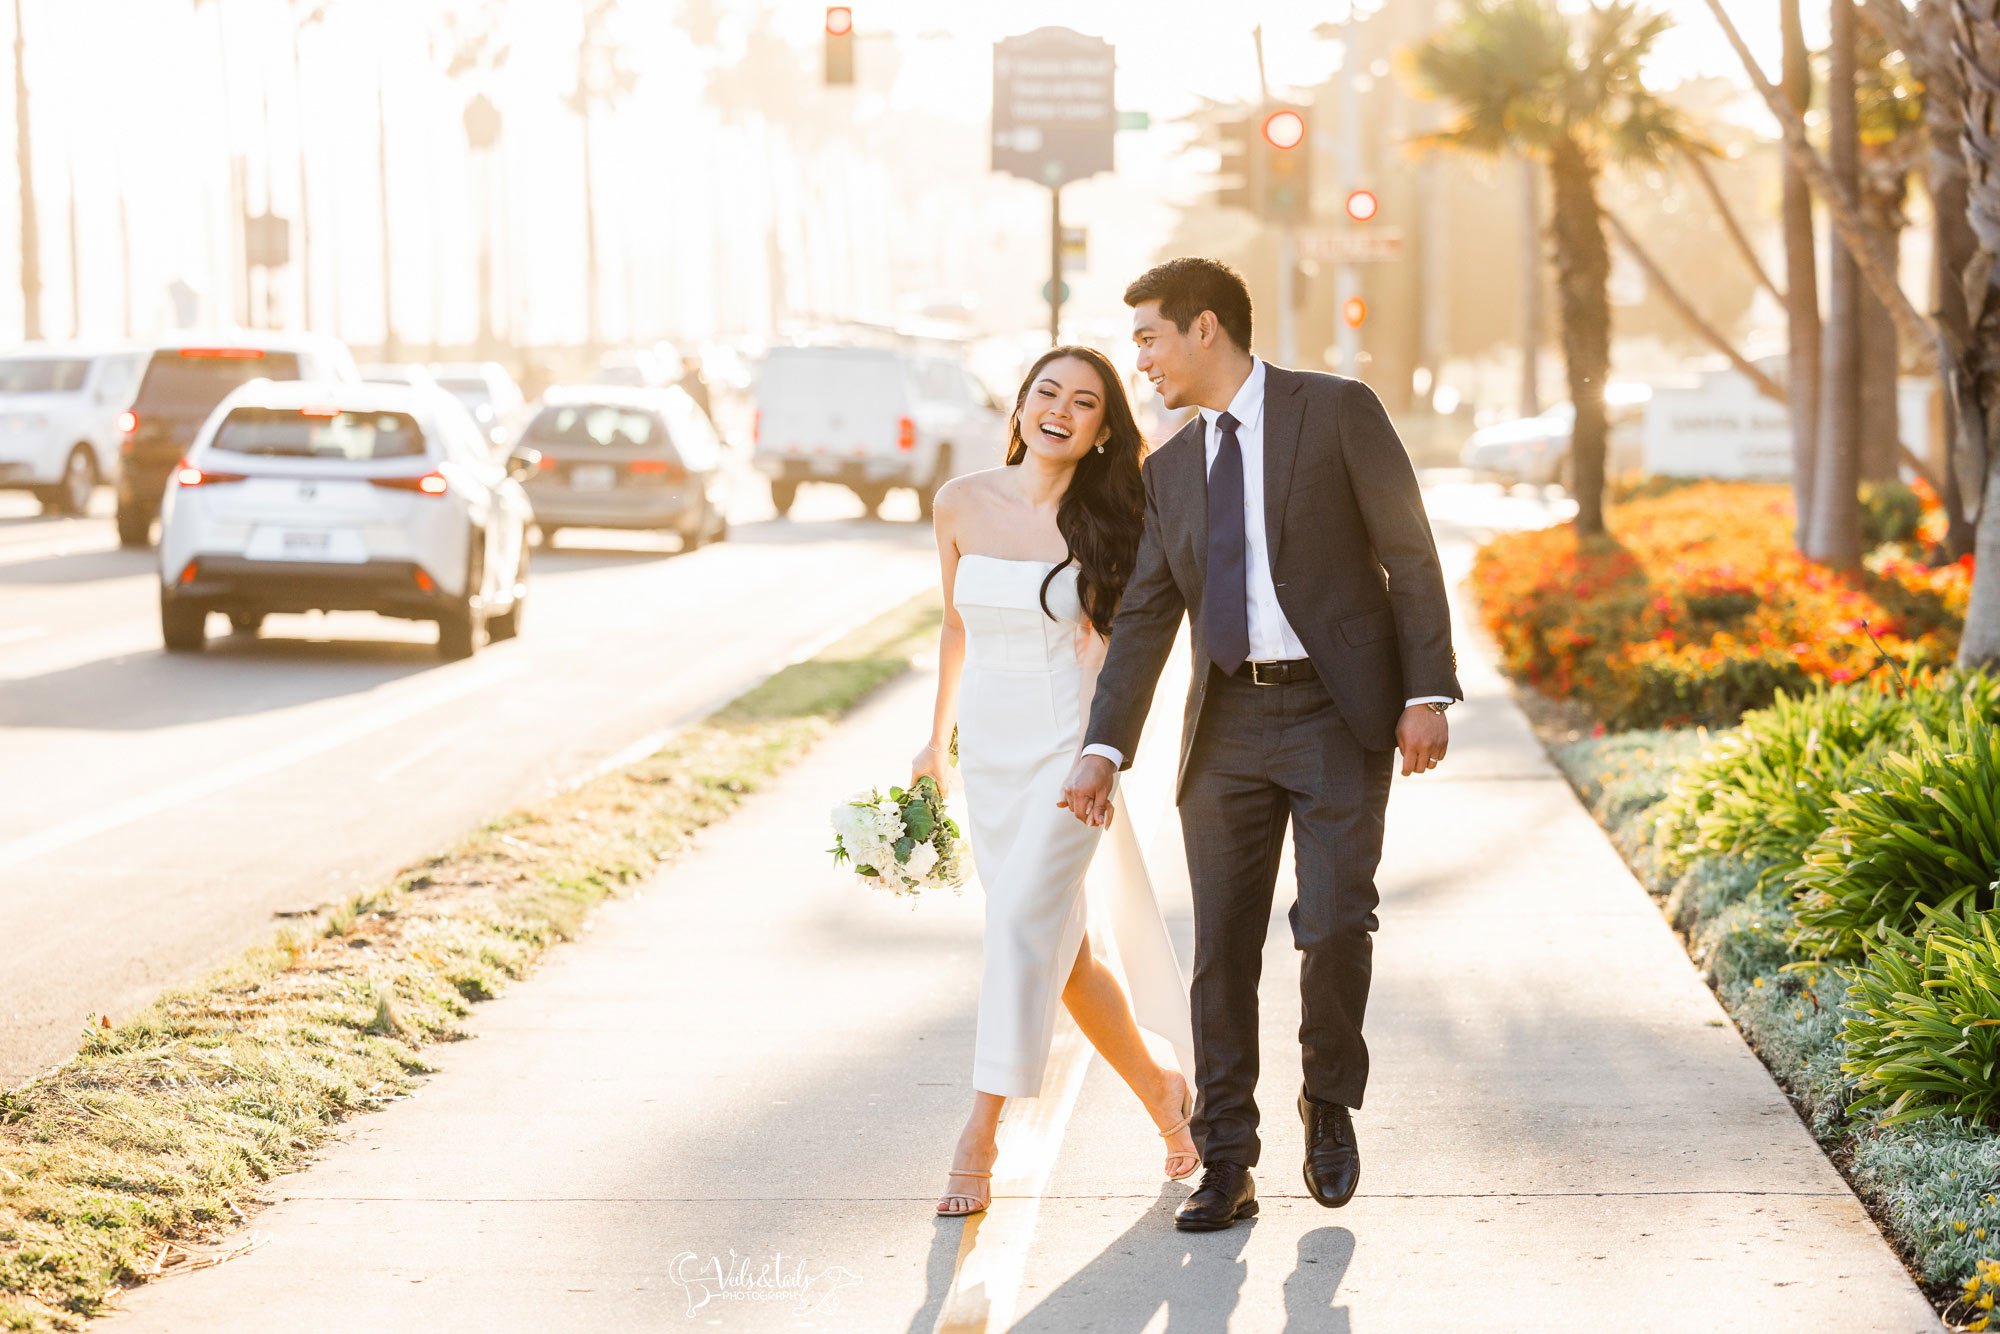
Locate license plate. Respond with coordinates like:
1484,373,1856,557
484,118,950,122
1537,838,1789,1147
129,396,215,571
282,529,331,556
570,464,615,492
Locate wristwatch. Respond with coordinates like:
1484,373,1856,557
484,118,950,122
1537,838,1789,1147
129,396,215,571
1423,701,1453,716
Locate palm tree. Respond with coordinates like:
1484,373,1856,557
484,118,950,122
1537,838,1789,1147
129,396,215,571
12,0,40,340
1781,0,1820,531
1411,0,1704,536
1810,0,1864,567
566,0,636,355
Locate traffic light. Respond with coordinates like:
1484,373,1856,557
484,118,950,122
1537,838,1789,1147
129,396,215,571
824,6,854,86
1342,296,1368,329
1213,109,1263,214
1344,189,1379,223
1261,106,1311,223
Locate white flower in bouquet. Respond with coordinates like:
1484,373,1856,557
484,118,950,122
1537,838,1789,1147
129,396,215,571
903,840,939,880
828,775,964,898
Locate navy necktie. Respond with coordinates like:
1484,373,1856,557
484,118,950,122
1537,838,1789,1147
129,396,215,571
1205,411,1249,676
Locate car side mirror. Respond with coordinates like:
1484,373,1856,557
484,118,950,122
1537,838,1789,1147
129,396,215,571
505,447,542,481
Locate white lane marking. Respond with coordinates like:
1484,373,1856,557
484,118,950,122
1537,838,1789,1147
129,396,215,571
0,625,48,647
934,1022,1095,1334
0,657,523,870
0,534,118,568
372,716,480,784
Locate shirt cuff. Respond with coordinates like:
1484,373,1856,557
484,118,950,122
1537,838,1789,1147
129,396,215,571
1406,696,1456,707
1081,743,1125,767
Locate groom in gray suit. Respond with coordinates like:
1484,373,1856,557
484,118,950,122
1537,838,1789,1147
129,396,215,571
1061,257,1461,1231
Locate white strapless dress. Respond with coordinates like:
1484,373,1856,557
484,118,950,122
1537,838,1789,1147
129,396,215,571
952,554,1196,1098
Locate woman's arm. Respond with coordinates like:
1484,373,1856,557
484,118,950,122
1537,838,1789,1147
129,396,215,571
914,481,968,789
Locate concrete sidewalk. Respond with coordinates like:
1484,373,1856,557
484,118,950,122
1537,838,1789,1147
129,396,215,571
104,522,1942,1331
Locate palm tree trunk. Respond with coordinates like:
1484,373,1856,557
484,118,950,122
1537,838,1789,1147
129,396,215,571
1858,163,1906,484
13,0,40,340
376,67,396,359
1809,0,1865,567
1781,0,1821,536
1520,154,1543,417
1918,0,1980,557
580,109,600,355
291,16,312,331
1951,0,2000,666
1549,138,1611,537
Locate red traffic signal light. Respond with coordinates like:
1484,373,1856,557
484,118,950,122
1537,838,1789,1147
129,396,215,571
824,6,854,84
1261,109,1306,150
1342,296,1369,329
1344,189,1379,223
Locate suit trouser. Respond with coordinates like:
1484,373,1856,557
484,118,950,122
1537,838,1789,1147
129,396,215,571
1179,666,1395,1168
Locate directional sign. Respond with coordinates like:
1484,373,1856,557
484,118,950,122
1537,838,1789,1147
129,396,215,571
1297,228,1406,265
1061,226,1087,273
992,27,1116,189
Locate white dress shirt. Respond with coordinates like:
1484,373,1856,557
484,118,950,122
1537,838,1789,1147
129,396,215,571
1083,360,1450,768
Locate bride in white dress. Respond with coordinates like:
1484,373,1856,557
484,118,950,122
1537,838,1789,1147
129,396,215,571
913,346,1198,1217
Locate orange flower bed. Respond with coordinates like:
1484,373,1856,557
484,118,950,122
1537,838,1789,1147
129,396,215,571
1472,482,1973,729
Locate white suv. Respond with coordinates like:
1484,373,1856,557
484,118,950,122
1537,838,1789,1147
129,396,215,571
0,345,145,514
157,380,536,659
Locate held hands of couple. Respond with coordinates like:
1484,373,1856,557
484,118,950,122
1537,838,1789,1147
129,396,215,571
1058,753,1117,829
1396,705,1450,778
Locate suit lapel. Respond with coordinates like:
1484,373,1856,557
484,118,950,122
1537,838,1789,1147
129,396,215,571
1162,415,1207,595
1262,365,1303,568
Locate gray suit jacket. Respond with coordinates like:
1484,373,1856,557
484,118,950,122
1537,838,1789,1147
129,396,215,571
1084,365,1461,800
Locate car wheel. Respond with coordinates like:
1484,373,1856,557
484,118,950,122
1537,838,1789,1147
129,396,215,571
436,541,486,660
116,501,151,548
769,478,798,518
537,524,561,547
228,611,266,636
161,596,207,653
56,447,96,516
852,482,889,517
489,546,526,642
919,448,951,520
682,501,708,552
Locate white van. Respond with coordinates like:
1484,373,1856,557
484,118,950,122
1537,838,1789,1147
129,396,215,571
0,345,145,515
752,346,1005,518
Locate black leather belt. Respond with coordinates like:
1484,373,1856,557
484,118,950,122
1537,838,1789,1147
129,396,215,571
1233,658,1317,686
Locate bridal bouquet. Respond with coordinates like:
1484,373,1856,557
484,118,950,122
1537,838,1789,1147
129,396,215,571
828,775,966,896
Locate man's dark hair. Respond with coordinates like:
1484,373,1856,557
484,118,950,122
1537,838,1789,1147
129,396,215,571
1123,258,1253,352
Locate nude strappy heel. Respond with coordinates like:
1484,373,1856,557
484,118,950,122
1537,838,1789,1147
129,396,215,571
1158,1080,1200,1181
936,1167,993,1216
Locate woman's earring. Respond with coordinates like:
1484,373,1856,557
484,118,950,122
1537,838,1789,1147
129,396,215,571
1094,442,1105,454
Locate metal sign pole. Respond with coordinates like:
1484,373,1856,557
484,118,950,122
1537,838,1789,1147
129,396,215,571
1049,186,1063,344
1278,226,1297,368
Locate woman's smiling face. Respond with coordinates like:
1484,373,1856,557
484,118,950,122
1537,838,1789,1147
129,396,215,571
1015,355,1110,464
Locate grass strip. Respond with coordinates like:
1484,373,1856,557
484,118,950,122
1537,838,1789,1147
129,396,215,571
0,590,942,1332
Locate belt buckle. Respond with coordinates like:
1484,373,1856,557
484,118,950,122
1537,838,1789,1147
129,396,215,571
1249,660,1278,686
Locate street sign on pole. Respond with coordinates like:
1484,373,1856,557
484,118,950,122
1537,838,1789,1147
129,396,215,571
991,28,1115,189
1061,226,1087,274
1297,228,1404,265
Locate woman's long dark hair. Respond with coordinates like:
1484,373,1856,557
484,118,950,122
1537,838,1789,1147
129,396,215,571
1004,346,1149,638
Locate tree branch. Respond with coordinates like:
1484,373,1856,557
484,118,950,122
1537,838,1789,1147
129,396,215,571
1698,0,1939,373
1678,146,1785,304
1602,207,1789,404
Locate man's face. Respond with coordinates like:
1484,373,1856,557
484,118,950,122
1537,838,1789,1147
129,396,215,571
1131,301,1203,412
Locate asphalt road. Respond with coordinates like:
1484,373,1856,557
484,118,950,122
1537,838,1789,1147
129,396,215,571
0,472,936,1087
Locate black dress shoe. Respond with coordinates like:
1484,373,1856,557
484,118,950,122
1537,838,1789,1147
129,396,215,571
1299,1086,1360,1208
1173,1161,1258,1231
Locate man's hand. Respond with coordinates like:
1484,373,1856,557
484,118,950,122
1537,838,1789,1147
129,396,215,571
1396,706,1449,777
1059,753,1117,827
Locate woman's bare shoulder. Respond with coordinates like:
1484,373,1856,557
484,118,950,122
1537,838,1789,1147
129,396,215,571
936,467,1014,516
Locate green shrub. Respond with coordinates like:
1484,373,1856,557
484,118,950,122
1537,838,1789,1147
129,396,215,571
1696,899,1798,993
1843,907,2000,1128
1788,709,2000,961
1730,964,1860,1142
1664,853,1783,936
1860,479,1924,547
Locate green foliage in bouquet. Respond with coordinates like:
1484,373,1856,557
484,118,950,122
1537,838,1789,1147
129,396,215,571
1788,707,2000,962
828,775,964,895
1843,906,2000,1129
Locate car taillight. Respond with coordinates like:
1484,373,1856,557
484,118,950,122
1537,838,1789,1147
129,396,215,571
536,454,556,470
371,471,450,497
897,416,916,451
116,410,137,434
174,459,246,487
752,409,761,447
628,457,687,480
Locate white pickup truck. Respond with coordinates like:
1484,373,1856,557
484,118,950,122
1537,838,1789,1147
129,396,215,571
752,345,1006,519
